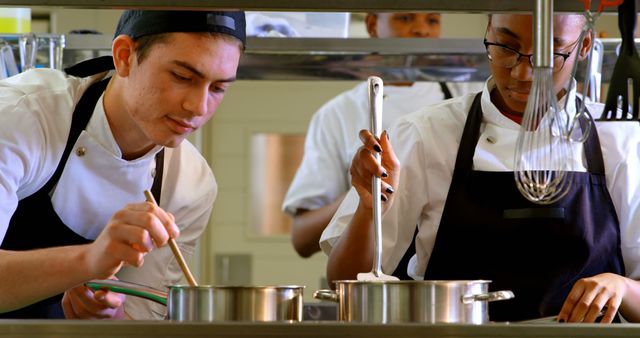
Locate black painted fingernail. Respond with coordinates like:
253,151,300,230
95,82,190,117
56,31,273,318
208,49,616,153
381,194,388,202
381,171,388,178
386,132,390,140
558,318,565,323
374,144,382,153
386,187,395,194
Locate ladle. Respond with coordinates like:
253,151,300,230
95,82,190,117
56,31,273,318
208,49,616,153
356,76,399,282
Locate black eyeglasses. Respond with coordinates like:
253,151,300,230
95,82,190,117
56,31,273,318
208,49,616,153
483,37,580,73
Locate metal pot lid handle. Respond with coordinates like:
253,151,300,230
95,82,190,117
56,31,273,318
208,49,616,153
312,289,340,303
86,279,168,306
461,290,515,304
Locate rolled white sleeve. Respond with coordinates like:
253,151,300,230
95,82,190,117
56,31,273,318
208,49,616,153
320,187,358,255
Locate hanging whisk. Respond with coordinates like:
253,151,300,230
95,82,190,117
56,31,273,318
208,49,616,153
563,0,623,141
514,0,573,204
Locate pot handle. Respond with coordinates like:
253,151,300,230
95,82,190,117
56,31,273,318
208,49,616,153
86,279,168,306
461,290,514,304
312,289,340,303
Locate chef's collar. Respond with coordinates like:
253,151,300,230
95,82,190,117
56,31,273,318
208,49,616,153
482,76,580,129
114,10,246,45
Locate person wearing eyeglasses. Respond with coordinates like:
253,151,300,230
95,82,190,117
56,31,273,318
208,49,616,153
282,12,483,259
323,13,640,323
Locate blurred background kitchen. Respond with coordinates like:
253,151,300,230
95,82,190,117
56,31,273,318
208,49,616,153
0,7,630,301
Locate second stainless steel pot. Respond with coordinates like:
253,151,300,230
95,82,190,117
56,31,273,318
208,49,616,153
314,279,513,324
88,279,304,322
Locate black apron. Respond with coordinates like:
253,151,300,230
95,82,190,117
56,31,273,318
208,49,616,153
417,93,624,321
0,56,164,318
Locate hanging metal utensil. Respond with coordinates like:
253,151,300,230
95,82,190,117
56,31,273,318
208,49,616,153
18,33,37,72
48,35,65,70
599,0,640,120
514,0,573,204
0,40,18,78
356,76,398,282
563,0,623,142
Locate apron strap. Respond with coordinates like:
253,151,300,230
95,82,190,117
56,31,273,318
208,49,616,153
151,149,165,204
577,101,606,175
40,78,111,194
452,92,483,174
438,82,453,100
64,55,115,78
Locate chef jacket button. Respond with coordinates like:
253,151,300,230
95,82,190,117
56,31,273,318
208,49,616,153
75,146,86,157
151,168,156,178
486,136,497,144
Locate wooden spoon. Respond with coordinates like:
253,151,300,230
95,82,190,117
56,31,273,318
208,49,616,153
144,190,198,287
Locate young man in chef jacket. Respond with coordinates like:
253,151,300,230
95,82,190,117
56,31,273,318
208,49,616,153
283,12,483,259
0,10,245,319
323,13,640,323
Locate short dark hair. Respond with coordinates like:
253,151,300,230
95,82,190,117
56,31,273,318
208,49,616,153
133,32,244,64
133,33,171,64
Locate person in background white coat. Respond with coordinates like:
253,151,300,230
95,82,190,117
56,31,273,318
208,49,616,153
0,10,244,320
283,12,483,258
324,13,640,323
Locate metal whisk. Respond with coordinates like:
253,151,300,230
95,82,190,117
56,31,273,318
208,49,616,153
514,0,572,204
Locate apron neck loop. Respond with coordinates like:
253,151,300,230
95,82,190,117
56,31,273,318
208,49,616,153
452,93,483,174
64,55,115,78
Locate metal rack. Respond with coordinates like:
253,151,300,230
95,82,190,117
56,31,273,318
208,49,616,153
2,0,638,12
61,34,634,85
0,34,65,77
5,0,634,83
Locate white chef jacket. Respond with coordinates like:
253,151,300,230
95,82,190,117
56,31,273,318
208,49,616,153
0,69,217,319
282,81,484,215
321,76,640,282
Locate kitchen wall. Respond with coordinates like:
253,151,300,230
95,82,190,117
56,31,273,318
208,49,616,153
200,80,359,295
22,8,627,300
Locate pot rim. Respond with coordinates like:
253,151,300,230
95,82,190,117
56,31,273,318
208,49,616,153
332,279,492,285
167,285,306,290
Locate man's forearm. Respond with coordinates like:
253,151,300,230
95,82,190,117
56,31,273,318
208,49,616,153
0,245,91,313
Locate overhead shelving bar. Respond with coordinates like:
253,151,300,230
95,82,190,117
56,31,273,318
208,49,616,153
59,35,635,83
2,0,636,12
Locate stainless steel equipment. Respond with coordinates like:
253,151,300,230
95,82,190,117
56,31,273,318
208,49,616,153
514,0,572,204
314,280,513,324
18,33,37,71
87,279,304,322
356,76,399,283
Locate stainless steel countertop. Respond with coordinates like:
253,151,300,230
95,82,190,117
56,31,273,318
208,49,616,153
1,320,640,338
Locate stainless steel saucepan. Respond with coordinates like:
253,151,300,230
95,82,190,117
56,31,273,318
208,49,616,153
314,279,513,324
87,279,304,322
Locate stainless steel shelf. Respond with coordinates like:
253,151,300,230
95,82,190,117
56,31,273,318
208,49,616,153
238,37,489,82
62,36,491,82
61,35,635,83
2,0,637,12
